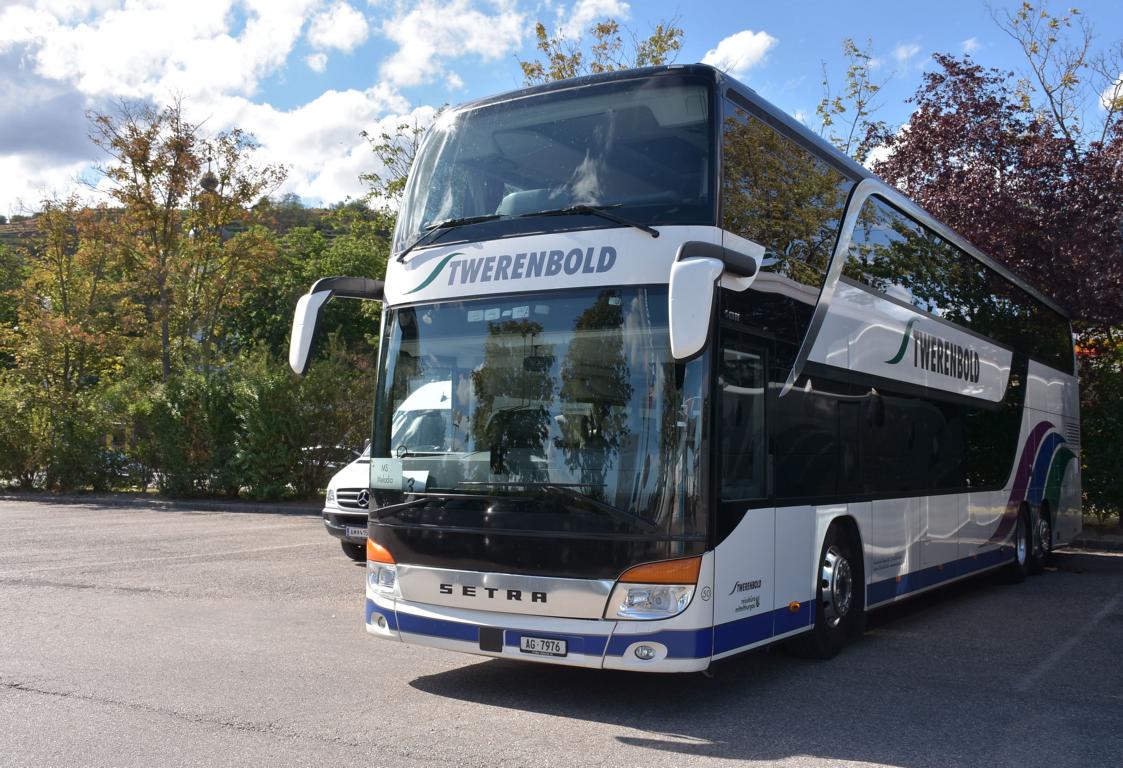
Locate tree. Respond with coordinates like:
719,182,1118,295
518,18,684,85
816,38,889,163
360,114,435,209
870,54,1123,330
89,99,286,378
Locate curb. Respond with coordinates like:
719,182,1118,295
0,493,321,517
1066,537,1123,553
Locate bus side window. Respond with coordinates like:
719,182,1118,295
720,99,853,291
719,342,767,501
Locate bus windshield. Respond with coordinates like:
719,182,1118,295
372,287,708,539
393,75,714,254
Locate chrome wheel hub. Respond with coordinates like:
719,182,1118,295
1015,515,1027,565
821,546,852,628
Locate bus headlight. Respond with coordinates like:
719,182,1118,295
608,583,694,620
366,539,400,598
605,556,701,621
367,561,399,596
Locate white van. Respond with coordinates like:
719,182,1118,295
323,380,453,560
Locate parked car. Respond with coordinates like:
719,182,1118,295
322,444,372,561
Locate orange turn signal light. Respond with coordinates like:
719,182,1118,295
366,538,395,564
618,556,702,585
788,601,800,613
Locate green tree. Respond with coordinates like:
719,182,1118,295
89,99,286,378
816,38,889,163
518,18,684,85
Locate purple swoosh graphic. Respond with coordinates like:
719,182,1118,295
985,420,1054,546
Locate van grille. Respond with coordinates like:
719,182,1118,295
336,488,369,510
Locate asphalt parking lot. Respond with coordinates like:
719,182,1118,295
1,499,1121,768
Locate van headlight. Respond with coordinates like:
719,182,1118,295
326,488,336,504
604,556,701,621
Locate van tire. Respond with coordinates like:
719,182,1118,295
341,540,366,562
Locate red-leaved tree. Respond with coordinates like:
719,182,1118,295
871,53,1123,331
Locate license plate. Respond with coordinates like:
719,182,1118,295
519,636,567,657
345,526,367,539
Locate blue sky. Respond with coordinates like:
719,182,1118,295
1,0,1121,217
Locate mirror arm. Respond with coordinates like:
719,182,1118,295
289,276,385,376
309,276,385,301
675,240,758,278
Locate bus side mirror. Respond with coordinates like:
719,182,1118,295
668,241,760,360
289,276,385,375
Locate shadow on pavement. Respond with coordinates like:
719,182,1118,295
408,550,1123,767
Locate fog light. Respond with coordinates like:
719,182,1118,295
377,615,387,629
634,645,656,661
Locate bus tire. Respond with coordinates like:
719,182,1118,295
792,525,859,660
1029,503,1052,575
341,540,366,562
1002,507,1030,583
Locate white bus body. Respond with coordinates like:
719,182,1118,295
293,65,1079,672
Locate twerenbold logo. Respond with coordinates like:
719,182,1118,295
885,316,981,384
404,251,463,295
885,318,919,364
404,246,618,295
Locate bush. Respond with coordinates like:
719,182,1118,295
1082,354,1123,525
233,339,373,500
0,379,40,488
139,372,240,497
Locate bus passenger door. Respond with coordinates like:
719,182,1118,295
712,333,777,653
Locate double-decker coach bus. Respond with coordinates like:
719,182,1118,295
288,64,1080,672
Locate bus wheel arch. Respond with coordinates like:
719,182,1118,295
792,516,865,658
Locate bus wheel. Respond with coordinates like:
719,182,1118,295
1029,505,1052,575
792,526,859,659
341,540,366,562
1002,508,1030,583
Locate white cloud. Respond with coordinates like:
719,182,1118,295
793,109,806,124
378,0,526,88
557,0,629,40
307,2,369,51
893,42,921,64
306,52,328,72
1101,73,1123,110
961,37,981,55
182,84,420,205
0,153,92,218
0,0,320,102
701,29,776,79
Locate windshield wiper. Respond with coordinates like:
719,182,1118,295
519,204,659,238
396,214,503,262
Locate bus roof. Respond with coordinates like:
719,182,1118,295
445,63,1070,321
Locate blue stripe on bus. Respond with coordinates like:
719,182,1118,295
365,598,399,631
1028,432,1065,506
605,626,714,658
367,546,1017,660
867,546,1013,605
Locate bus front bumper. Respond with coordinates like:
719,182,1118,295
364,593,713,673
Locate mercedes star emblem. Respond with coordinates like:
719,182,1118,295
356,489,370,509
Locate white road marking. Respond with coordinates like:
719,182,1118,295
0,542,322,576
1017,587,1123,692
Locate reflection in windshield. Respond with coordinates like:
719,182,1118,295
393,77,713,254
373,288,707,531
